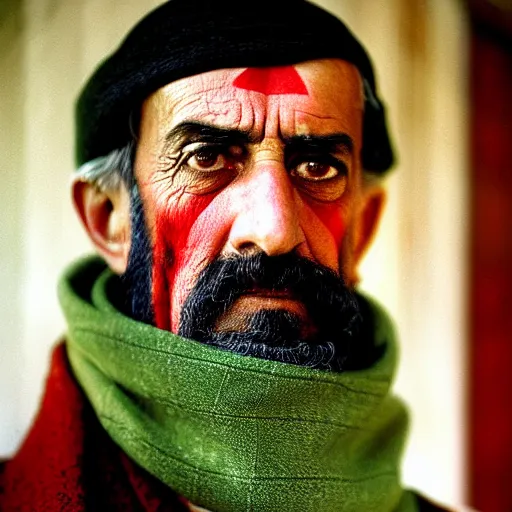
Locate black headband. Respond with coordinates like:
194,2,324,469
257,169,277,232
75,0,395,173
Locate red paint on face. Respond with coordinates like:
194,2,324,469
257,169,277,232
151,229,170,331
150,193,217,331
312,203,347,248
233,66,308,95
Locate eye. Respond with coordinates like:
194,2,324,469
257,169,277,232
291,161,340,181
183,143,229,172
288,156,348,202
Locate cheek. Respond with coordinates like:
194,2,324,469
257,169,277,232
314,204,346,244
150,190,233,332
150,191,214,331
302,199,348,271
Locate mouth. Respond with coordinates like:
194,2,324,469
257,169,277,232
213,289,310,334
244,288,295,299
235,288,304,312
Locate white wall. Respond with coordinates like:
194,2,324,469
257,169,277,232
322,1,470,506
0,0,25,459
0,0,469,508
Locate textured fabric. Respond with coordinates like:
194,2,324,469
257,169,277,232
75,0,394,173
0,346,452,512
0,343,187,511
59,256,418,512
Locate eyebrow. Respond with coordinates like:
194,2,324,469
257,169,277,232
164,122,256,149
283,133,354,156
164,121,354,155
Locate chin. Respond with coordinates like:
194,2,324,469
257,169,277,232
197,309,347,372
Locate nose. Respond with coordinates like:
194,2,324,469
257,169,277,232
228,161,304,256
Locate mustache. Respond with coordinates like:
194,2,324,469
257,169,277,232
178,252,362,372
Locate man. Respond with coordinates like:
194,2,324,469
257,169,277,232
0,0,452,510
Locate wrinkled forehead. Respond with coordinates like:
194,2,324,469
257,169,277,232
140,58,364,141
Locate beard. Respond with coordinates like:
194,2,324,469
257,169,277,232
119,183,155,325
120,184,362,372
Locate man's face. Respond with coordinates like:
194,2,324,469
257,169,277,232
133,58,366,343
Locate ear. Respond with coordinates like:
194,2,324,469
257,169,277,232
72,178,131,274
349,184,387,282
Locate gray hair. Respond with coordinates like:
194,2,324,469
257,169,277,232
75,142,134,190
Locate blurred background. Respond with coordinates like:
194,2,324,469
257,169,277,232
0,0,510,510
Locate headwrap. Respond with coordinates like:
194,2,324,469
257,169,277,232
75,0,395,173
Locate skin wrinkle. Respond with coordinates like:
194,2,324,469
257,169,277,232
295,110,339,138
265,97,281,140
133,59,365,336
295,110,337,121
205,99,243,128
170,84,246,132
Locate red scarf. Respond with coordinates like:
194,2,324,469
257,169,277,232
0,343,188,511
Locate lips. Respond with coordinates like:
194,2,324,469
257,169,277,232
214,291,310,336
244,288,294,299
228,290,308,323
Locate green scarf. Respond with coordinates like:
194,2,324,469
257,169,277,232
59,257,418,512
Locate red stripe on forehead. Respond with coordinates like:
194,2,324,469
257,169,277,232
232,66,308,95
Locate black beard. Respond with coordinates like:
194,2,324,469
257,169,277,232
119,184,154,325
178,252,362,372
